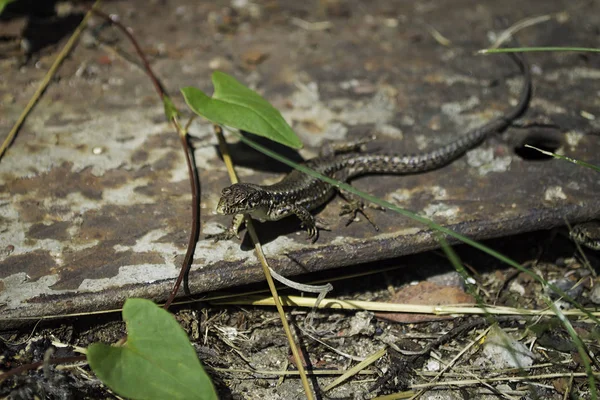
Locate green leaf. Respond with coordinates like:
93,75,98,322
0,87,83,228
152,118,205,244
0,0,17,14
162,95,180,120
87,298,217,400
181,71,302,149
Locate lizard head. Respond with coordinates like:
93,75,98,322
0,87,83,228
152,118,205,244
216,183,267,215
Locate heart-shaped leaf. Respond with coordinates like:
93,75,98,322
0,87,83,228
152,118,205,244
87,298,217,400
181,71,302,149
0,0,18,14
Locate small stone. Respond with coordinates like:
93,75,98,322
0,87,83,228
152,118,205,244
478,325,535,369
208,56,232,71
546,277,583,301
242,49,269,66
589,284,600,305
346,311,374,336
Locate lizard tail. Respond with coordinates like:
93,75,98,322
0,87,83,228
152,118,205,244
342,50,532,177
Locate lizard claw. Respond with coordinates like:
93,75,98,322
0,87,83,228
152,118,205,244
301,223,319,243
206,225,239,242
340,201,380,231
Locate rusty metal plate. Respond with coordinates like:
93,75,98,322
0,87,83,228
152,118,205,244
2,0,600,326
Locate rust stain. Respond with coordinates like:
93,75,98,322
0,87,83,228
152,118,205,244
50,243,163,290
134,178,189,198
14,200,47,223
44,111,92,127
130,149,149,163
77,202,188,246
2,161,130,200
27,221,71,241
144,131,180,151
0,249,58,281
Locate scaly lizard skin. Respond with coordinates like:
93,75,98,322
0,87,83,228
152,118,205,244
211,52,532,242
570,222,600,250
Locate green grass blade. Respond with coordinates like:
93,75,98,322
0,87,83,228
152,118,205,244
525,145,600,172
479,46,600,54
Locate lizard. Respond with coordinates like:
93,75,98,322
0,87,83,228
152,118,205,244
570,222,600,251
209,51,532,243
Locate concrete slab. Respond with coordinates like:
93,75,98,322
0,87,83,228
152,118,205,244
1,0,600,326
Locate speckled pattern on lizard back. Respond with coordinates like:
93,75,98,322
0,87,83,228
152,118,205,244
211,52,532,242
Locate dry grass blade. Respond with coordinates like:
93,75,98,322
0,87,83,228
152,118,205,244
212,295,600,318
0,0,103,161
213,126,315,400
323,347,387,392
488,14,554,49
411,371,600,390
210,366,377,377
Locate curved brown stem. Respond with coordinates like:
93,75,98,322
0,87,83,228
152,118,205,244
0,355,87,384
164,126,200,308
90,8,200,310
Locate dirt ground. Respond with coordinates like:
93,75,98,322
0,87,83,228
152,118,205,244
2,229,600,399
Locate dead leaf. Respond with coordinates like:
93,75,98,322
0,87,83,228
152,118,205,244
242,49,269,66
375,281,475,323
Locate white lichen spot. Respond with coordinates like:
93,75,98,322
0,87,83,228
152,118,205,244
565,130,584,148
0,273,61,308
283,79,399,146
387,189,411,205
203,222,229,236
189,145,221,173
262,235,302,254
466,148,512,176
441,95,480,116
429,186,447,200
375,123,403,140
415,134,429,151
544,186,567,202
78,263,177,290
466,148,493,167
338,87,397,125
423,203,459,220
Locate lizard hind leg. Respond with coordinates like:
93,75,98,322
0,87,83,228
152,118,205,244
319,135,376,157
338,190,385,231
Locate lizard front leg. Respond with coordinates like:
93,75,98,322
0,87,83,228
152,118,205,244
289,204,320,243
206,213,245,242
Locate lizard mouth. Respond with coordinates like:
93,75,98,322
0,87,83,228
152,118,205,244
215,199,228,215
